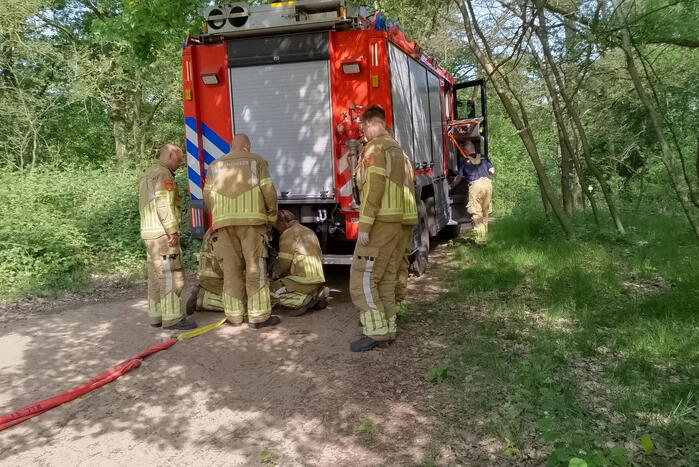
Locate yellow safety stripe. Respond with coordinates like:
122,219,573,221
210,188,266,224
154,190,169,197
359,215,375,224
377,208,402,215
260,177,273,187
214,212,267,221
198,270,221,278
287,275,324,284
278,252,294,260
368,166,386,176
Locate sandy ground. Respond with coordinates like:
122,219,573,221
0,249,471,466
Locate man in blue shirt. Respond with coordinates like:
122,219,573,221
448,141,495,244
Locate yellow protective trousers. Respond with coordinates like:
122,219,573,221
143,236,184,326
196,287,224,312
349,221,402,341
395,224,414,305
212,225,271,324
270,278,322,309
468,177,492,243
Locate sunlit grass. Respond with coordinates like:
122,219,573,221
422,210,699,465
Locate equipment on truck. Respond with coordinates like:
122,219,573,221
182,0,487,274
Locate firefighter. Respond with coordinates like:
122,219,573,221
448,141,495,244
270,210,329,316
395,152,418,318
138,144,197,330
186,228,225,314
349,104,407,352
204,133,280,328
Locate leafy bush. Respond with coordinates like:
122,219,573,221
0,165,196,300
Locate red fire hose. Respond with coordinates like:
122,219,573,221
0,339,177,431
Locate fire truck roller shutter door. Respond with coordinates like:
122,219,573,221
408,57,432,170
229,60,334,198
388,43,415,163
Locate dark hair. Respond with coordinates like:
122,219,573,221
361,104,386,123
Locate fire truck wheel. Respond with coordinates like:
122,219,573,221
409,200,430,277
439,223,461,239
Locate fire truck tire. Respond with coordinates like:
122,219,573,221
440,223,461,239
409,200,430,277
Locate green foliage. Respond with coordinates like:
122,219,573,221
357,418,376,442
0,166,196,300
420,210,699,465
427,365,456,383
259,451,276,465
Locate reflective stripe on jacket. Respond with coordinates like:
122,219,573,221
355,134,407,232
138,161,181,240
401,154,418,226
204,150,278,229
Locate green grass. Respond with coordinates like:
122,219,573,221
419,211,699,466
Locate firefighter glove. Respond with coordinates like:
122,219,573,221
357,231,370,247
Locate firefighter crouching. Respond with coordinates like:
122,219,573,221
186,229,225,314
204,133,280,328
349,104,408,352
448,141,495,244
138,144,197,330
270,210,330,316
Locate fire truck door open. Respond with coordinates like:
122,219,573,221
227,34,334,199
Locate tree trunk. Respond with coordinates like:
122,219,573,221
111,114,129,165
612,0,699,237
558,117,575,216
534,4,625,234
456,0,574,236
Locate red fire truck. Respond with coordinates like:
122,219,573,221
182,0,486,274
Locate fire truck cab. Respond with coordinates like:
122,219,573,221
182,0,485,274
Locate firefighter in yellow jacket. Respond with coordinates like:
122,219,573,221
271,210,329,316
138,144,197,330
394,152,418,321
349,104,407,352
204,133,280,328
186,228,225,314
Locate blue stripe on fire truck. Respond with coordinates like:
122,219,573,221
184,117,202,200
184,117,231,201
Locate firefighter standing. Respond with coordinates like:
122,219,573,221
349,104,407,352
395,152,418,314
186,228,225,314
271,210,329,316
138,144,197,330
204,134,280,328
448,141,495,244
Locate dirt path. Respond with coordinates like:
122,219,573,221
0,251,463,466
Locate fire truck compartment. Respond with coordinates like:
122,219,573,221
229,59,334,199
388,43,443,171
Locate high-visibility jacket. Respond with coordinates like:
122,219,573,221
197,229,223,294
278,220,325,285
401,154,418,226
138,161,181,240
355,133,407,233
204,150,278,230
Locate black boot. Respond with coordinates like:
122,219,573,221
248,315,281,329
163,318,198,330
350,336,389,352
288,300,316,317
186,286,200,316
